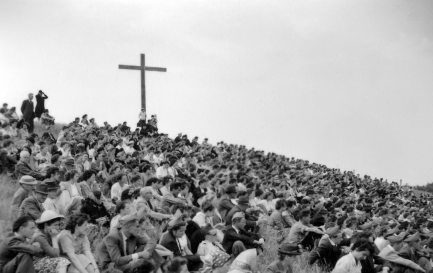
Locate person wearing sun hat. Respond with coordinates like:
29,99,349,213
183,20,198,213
18,182,49,220
11,175,38,221
32,210,70,273
266,243,302,273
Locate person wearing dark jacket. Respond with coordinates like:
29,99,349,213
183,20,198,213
222,212,263,255
35,90,48,119
0,216,43,273
20,93,35,133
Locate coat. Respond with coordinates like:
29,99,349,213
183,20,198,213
18,195,44,220
0,233,41,272
59,181,83,198
20,100,34,121
97,229,149,270
309,236,342,271
222,226,260,254
35,93,48,118
14,161,45,181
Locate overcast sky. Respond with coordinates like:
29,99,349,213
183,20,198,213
1,0,433,185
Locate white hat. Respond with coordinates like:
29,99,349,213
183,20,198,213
35,210,64,224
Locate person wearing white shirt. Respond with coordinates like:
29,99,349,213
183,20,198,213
331,239,374,273
156,161,177,179
110,174,130,202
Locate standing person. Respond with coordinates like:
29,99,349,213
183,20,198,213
35,90,48,119
20,93,35,133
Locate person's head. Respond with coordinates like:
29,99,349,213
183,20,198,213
130,175,142,188
13,216,36,239
119,173,128,186
46,167,60,181
64,213,89,235
146,177,161,189
351,239,374,261
47,183,61,199
232,214,247,229
65,170,79,182
202,202,215,217
299,209,311,224
115,201,131,216
28,93,34,100
120,216,140,237
34,183,49,203
80,170,95,183
36,210,64,237
19,150,30,164
275,199,287,211
170,182,183,196
204,228,219,243
170,221,187,239
140,187,153,201
131,260,155,273
164,257,188,273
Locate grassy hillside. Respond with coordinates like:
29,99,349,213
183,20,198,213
0,175,18,240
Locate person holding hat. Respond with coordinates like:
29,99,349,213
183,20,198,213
97,214,160,273
32,210,70,273
11,175,37,221
18,182,49,220
0,215,43,273
265,243,302,273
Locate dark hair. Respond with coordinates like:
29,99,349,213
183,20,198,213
131,260,155,273
51,154,60,164
65,170,78,181
146,177,160,186
131,175,141,183
171,221,187,231
46,167,60,178
79,170,95,182
164,257,187,273
64,213,89,233
12,216,34,232
115,201,129,214
351,239,374,254
275,199,286,210
286,199,296,208
202,202,214,213
170,182,183,191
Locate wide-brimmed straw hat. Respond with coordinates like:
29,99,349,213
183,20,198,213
35,210,64,224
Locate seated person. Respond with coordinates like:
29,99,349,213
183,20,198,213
135,187,172,222
58,213,99,273
266,243,302,273
19,183,49,220
196,228,231,270
286,209,324,249
0,216,43,273
97,215,160,273
160,182,188,214
33,210,70,273
222,212,264,255
159,219,202,271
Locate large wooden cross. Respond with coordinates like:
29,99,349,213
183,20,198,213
118,53,167,112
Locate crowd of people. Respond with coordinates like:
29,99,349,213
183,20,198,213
0,92,433,273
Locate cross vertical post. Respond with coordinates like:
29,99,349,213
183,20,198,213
118,53,167,113
140,54,146,112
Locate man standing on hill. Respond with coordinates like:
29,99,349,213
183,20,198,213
20,93,35,133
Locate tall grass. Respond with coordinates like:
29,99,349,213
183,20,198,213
0,175,18,240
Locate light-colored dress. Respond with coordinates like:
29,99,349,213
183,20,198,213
58,230,97,273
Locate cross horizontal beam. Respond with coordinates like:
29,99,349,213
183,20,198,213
118,65,167,72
